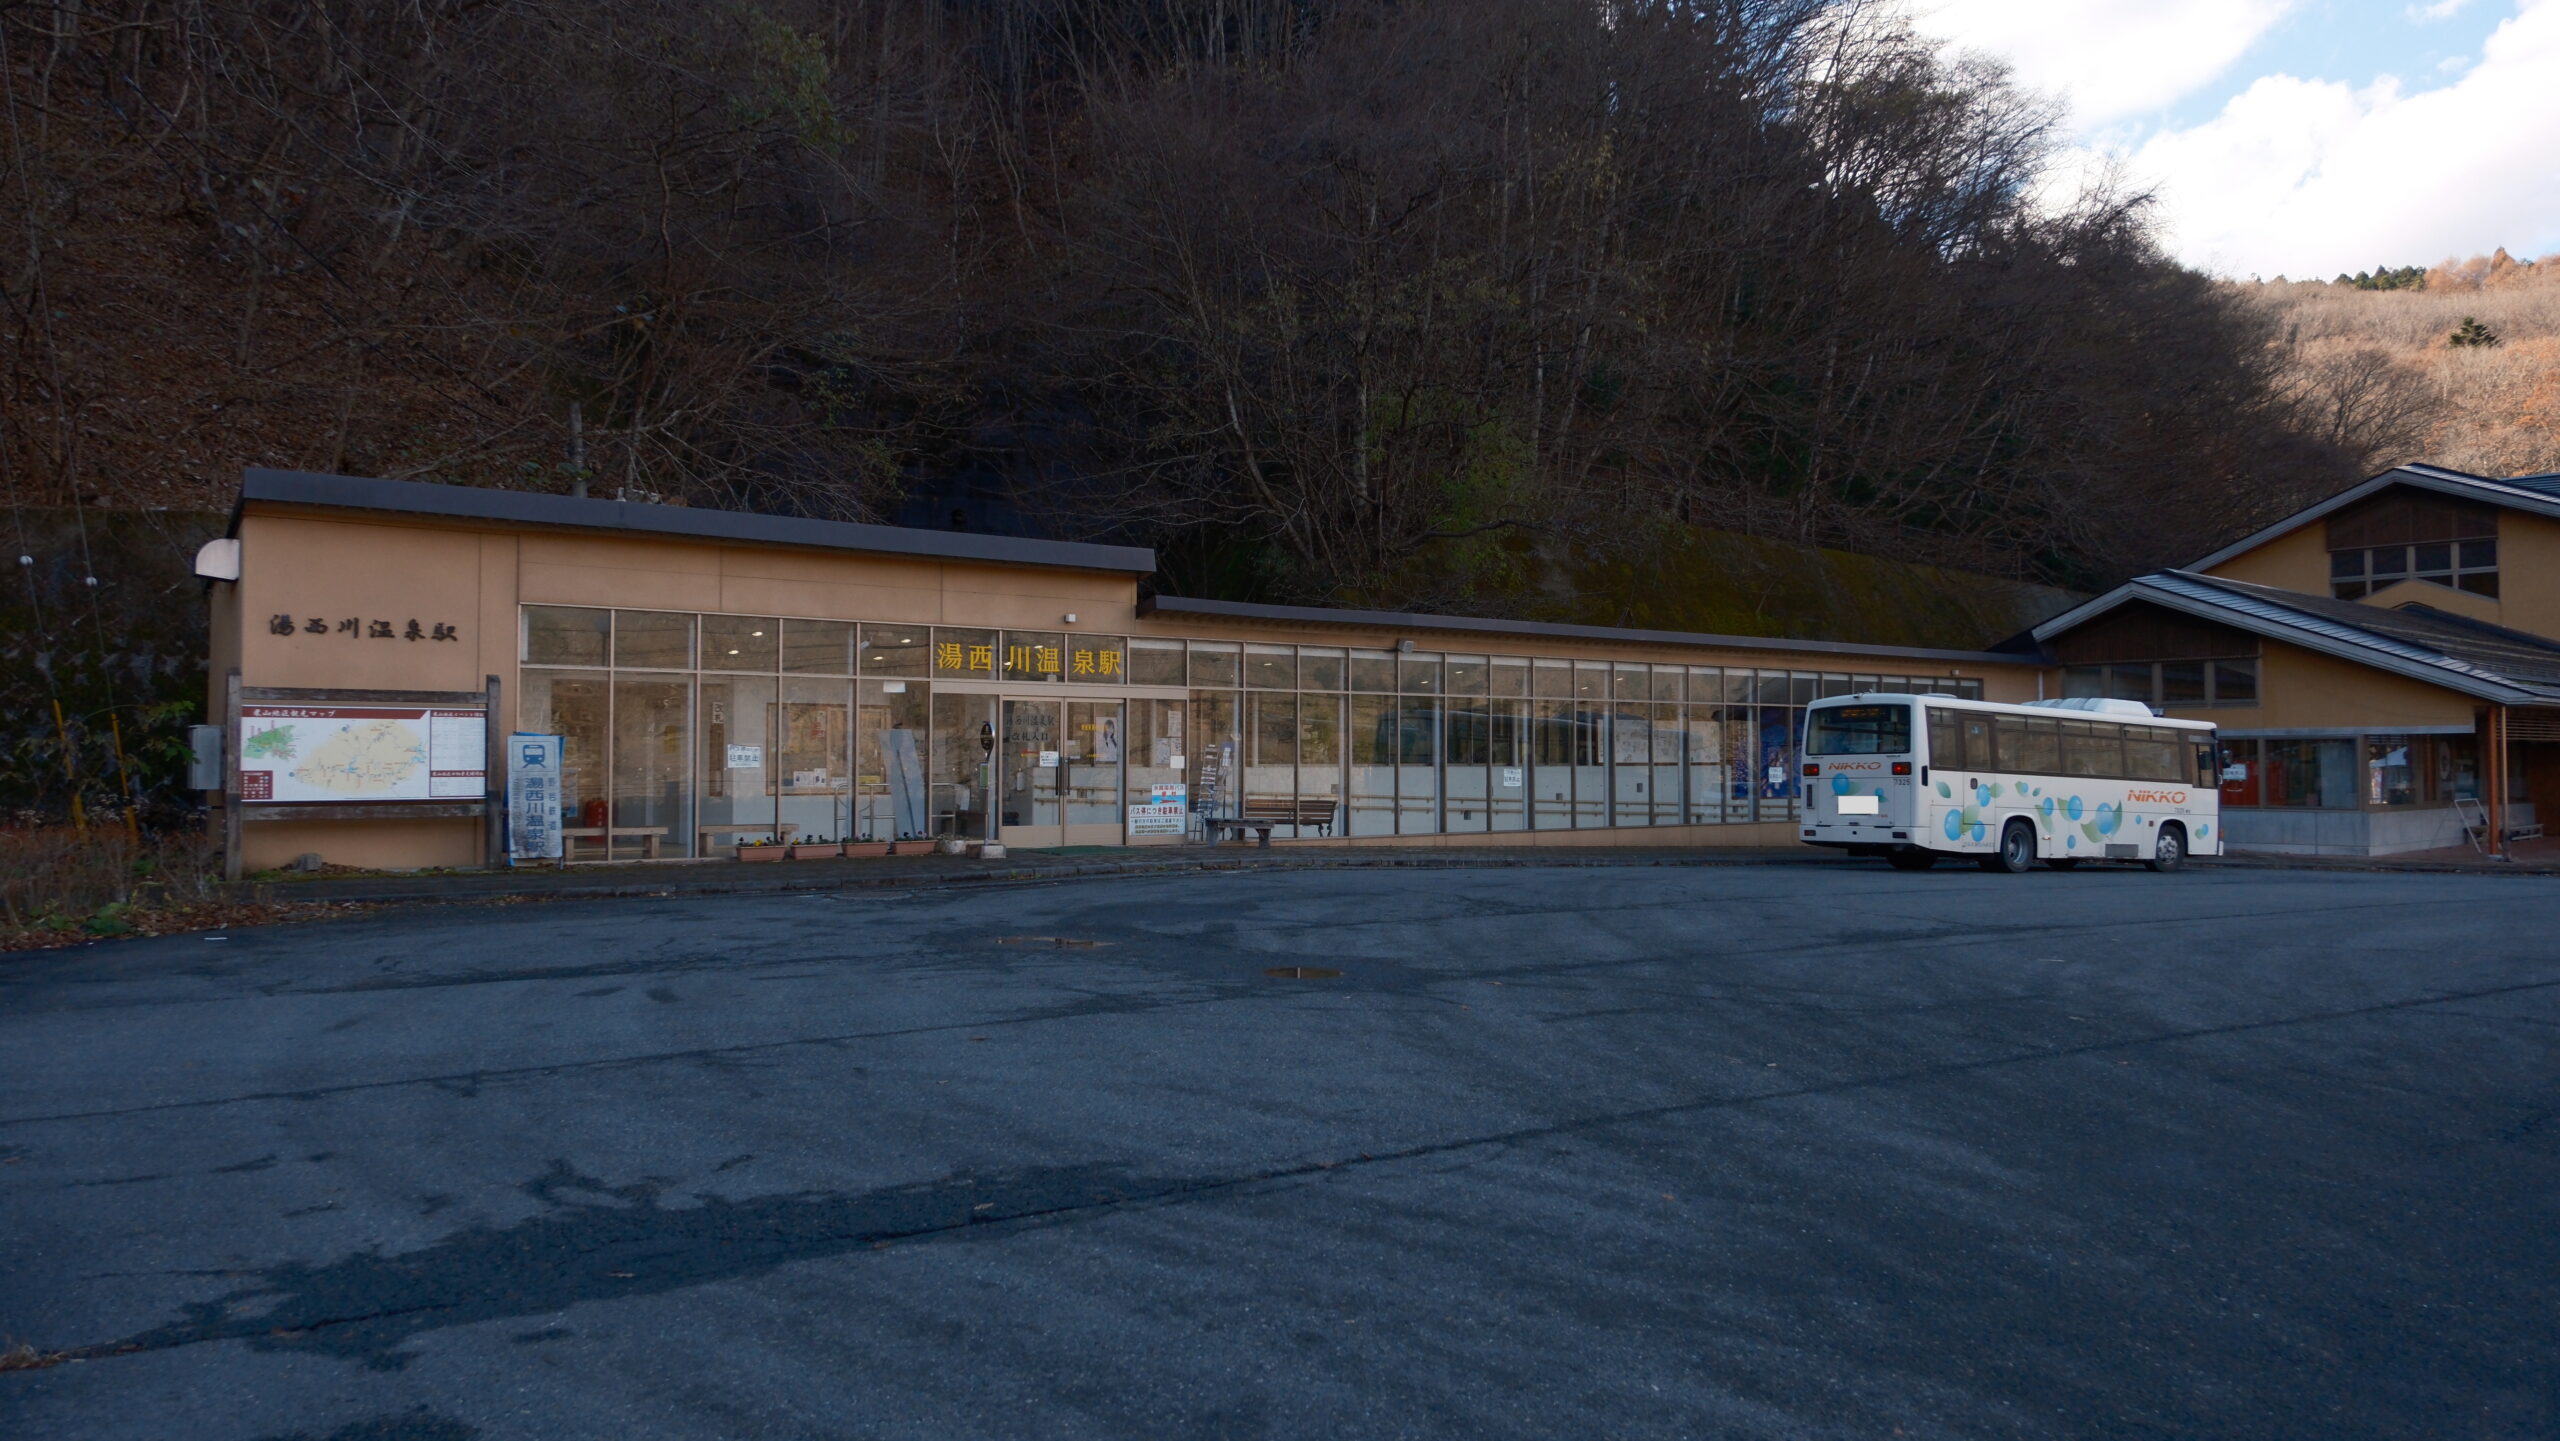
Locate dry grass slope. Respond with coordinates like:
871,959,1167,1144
2253,252,2560,479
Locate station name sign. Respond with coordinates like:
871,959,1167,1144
269,614,462,642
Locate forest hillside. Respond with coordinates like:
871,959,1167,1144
1,0,2422,621
2251,251,2560,483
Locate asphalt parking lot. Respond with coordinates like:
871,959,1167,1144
3,861,2557,1440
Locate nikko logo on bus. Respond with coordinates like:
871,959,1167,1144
2125,788,2188,804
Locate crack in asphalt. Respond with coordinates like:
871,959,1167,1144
0,879,2458,1036
0,870,2491,1018
20,968,2560,1373
5,895,2547,1131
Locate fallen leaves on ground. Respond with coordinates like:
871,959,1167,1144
0,899,380,954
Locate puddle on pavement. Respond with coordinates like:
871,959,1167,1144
1263,966,1342,979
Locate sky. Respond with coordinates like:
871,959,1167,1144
1911,0,2560,279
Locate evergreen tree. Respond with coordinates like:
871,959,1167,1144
2448,316,2503,348
2349,265,2425,291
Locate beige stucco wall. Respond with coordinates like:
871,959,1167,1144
208,499,2041,870
2203,525,2328,593
2205,502,2560,641
229,514,513,696
519,532,1141,629
2485,508,2560,636
245,817,484,871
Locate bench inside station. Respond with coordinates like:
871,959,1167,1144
1206,799,1341,847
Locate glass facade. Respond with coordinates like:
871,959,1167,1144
519,605,1986,857
2219,733,2491,811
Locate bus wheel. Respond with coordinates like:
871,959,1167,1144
1886,849,1935,870
1979,819,2035,874
2046,857,2080,871
2147,823,2187,873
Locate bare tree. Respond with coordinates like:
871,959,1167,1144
2,0,2360,599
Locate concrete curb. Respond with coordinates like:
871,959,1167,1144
243,845,2560,911
254,849,1851,907
2210,852,2560,878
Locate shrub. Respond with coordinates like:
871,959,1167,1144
0,826,221,936
2449,316,2503,349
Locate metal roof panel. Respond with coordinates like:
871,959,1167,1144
236,469,1159,574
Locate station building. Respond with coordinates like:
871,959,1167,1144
2034,463,2560,856
210,462,2560,870
201,469,2023,873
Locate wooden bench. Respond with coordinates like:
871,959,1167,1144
1207,798,1341,847
560,826,668,859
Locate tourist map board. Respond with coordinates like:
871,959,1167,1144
239,704,487,804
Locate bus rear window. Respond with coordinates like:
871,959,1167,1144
1808,704,1911,755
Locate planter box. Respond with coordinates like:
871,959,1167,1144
788,842,844,860
841,840,892,859
736,844,790,862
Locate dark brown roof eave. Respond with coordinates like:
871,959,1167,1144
236,468,1158,575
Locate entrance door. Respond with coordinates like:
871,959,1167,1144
1062,700,1126,846
1000,697,1125,848
1001,699,1064,846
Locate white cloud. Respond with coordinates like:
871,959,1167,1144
1915,0,2297,126
2129,0,2560,277
2407,0,2474,21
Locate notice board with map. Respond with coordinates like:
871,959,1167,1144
238,704,488,804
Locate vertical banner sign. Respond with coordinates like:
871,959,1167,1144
1191,741,1236,817
508,733,565,863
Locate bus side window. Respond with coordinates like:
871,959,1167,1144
2059,719,2113,777
1928,708,1964,769
1967,715,1996,771
2020,719,2061,773
1994,715,2055,774
2126,726,2181,781
2096,722,2131,779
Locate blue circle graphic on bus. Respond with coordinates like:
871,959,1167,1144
2039,796,2055,821
1971,822,1987,843
1943,811,1963,840
1831,775,1854,795
2066,795,2084,821
2095,802,2122,836
2065,833,2078,849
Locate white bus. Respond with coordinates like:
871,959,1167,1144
1798,694,2222,872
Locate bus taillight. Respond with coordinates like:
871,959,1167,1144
1801,762,1820,778
1892,761,1912,775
